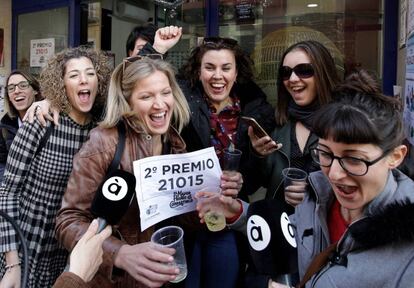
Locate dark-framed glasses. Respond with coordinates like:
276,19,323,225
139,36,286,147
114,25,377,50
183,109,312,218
310,147,390,176
280,63,314,81
122,54,164,73
7,81,31,93
202,37,238,49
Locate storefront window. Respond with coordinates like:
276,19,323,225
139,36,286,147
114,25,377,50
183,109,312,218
158,0,206,69
218,0,383,105
17,7,68,75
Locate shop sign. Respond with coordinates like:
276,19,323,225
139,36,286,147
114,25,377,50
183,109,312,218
30,38,55,67
235,0,255,24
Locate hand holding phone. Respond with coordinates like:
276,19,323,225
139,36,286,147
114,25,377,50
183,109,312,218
242,116,281,155
240,116,269,138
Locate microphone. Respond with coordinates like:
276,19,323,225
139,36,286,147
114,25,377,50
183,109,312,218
246,199,298,284
91,169,136,232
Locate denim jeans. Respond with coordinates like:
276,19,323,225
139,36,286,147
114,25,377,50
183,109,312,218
185,229,239,288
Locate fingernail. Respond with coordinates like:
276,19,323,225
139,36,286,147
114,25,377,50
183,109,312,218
168,256,174,262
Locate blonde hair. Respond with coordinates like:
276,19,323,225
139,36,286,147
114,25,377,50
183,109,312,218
101,58,190,132
39,46,111,119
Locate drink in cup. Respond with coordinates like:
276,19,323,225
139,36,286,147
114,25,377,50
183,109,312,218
198,187,226,232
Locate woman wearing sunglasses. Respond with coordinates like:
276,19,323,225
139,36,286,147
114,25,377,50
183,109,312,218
199,70,414,288
250,41,341,206
55,57,204,288
237,41,341,288
143,27,276,288
0,70,42,180
0,47,111,288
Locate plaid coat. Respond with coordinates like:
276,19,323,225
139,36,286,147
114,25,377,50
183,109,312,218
0,115,94,287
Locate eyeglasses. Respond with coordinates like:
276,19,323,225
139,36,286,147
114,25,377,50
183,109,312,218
202,37,238,49
122,54,164,73
310,147,390,176
280,63,314,81
7,81,31,93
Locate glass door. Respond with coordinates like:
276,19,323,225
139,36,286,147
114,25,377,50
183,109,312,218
157,0,207,69
218,0,383,105
16,7,69,75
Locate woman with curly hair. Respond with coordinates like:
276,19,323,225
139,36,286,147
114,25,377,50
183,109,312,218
0,46,111,288
0,70,43,180
141,26,275,288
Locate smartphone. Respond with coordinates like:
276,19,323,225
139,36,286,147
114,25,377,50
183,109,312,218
240,116,269,138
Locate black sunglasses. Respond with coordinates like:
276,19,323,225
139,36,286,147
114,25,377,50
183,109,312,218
202,37,238,48
122,54,163,73
280,63,314,81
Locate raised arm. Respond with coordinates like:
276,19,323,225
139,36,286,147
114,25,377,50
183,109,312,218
152,26,182,55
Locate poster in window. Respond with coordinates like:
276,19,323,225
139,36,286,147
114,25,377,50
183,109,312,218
0,29,4,67
30,38,55,67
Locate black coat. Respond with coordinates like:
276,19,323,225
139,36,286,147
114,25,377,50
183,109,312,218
179,79,275,200
0,113,18,180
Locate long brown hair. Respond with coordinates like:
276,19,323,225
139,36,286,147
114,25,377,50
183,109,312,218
276,40,340,125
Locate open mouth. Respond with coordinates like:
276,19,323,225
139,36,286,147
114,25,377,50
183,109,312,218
210,83,225,94
78,89,91,103
291,86,305,94
149,111,167,126
334,183,357,198
14,96,26,103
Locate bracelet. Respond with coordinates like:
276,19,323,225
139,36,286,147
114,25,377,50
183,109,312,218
5,262,20,270
226,199,243,224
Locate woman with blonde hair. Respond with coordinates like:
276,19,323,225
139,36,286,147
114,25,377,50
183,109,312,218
0,46,111,288
56,57,197,288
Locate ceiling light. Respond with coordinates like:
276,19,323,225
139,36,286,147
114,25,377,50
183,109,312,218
307,3,318,8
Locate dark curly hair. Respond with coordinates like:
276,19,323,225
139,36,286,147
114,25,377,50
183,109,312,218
39,46,111,120
179,37,254,89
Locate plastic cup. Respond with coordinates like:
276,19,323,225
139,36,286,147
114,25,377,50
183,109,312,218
281,168,308,191
222,148,242,171
197,187,226,232
151,226,187,283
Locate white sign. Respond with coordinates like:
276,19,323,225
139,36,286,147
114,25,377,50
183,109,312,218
133,147,222,231
30,38,55,67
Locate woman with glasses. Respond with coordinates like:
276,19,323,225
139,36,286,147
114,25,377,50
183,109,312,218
0,70,42,180
199,69,414,288
144,27,276,288
0,46,111,288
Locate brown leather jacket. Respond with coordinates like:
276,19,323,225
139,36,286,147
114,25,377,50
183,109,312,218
56,116,199,288
53,272,89,288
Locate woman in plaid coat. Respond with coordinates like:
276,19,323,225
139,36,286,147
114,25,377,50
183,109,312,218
0,46,111,288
